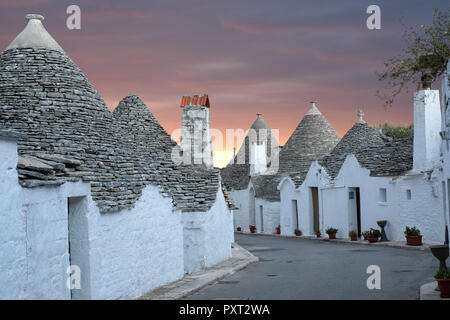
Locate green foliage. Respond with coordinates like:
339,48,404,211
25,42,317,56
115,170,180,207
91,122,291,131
349,230,357,237
378,123,413,139
435,269,450,279
404,226,421,236
369,228,381,238
294,228,302,234
325,227,338,235
377,8,450,107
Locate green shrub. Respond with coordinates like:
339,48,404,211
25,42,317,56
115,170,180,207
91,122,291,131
325,227,338,235
404,226,421,236
435,269,450,279
349,230,357,237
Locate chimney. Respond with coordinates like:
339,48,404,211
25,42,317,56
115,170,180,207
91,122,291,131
250,113,267,176
413,89,442,172
180,94,213,168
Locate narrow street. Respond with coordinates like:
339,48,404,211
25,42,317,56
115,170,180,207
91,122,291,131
185,234,437,299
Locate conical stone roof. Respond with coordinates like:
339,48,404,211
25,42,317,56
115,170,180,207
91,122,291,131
221,113,279,190
279,102,340,173
252,103,340,201
0,15,219,213
320,113,412,179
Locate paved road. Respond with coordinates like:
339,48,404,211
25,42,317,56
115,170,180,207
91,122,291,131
185,233,438,300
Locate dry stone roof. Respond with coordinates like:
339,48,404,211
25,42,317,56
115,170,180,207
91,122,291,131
320,120,413,180
221,104,340,201
0,15,220,213
220,114,279,190
252,104,340,201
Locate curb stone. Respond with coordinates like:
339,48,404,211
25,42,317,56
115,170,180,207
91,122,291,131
237,232,432,252
138,243,259,300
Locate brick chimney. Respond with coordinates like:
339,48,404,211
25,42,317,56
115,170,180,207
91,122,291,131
180,94,213,168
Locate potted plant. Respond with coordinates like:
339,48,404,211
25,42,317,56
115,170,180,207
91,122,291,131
294,228,302,236
362,230,371,240
249,225,256,234
275,225,281,234
325,227,338,239
368,228,381,243
404,226,422,246
349,230,358,241
236,227,241,232
435,269,450,298
315,229,321,238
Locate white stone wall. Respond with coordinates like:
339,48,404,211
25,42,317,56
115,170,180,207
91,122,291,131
83,185,185,300
181,105,213,168
441,60,450,250
0,137,30,299
279,178,299,236
279,155,446,243
254,198,280,234
413,90,442,172
182,188,233,273
1,136,234,299
229,189,250,232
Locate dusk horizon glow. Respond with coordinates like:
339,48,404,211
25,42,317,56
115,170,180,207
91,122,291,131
1,0,447,167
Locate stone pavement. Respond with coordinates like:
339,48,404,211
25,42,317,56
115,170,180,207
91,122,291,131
138,243,259,300
420,281,450,300
239,231,433,251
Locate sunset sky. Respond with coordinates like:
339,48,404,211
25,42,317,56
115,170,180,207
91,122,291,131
0,0,448,167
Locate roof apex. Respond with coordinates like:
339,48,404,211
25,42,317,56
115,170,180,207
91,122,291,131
5,14,65,54
306,101,322,116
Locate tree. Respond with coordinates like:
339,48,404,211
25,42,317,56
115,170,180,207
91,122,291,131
377,8,450,107
377,123,413,139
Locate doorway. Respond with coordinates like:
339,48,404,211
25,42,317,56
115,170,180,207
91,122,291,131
259,205,264,232
249,187,256,229
68,196,90,299
291,200,298,233
348,188,361,236
311,187,319,233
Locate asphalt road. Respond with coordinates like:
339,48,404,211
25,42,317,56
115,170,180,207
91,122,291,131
184,233,438,300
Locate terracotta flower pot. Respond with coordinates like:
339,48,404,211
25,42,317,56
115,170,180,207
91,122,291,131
437,279,450,298
276,227,280,235
350,235,358,241
249,225,256,233
328,233,336,239
316,233,321,238
363,234,370,240
368,237,378,243
406,235,422,246
237,227,241,232
295,231,302,236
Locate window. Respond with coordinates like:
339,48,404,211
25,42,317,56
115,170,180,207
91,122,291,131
379,188,387,203
406,189,411,200
349,191,355,199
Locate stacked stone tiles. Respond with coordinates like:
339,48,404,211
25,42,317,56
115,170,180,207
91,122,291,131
220,114,278,191
0,45,219,213
320,121,413,179
251,106,340,201
113,94,220,212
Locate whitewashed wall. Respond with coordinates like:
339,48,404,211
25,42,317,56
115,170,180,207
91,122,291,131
441,60,450,251
279,178,299,236
83,185,185,300
182,188,233,273
229,189,250,232
279,154,446,243
0,137,30,299
0,136,233,300
254,198,279,234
